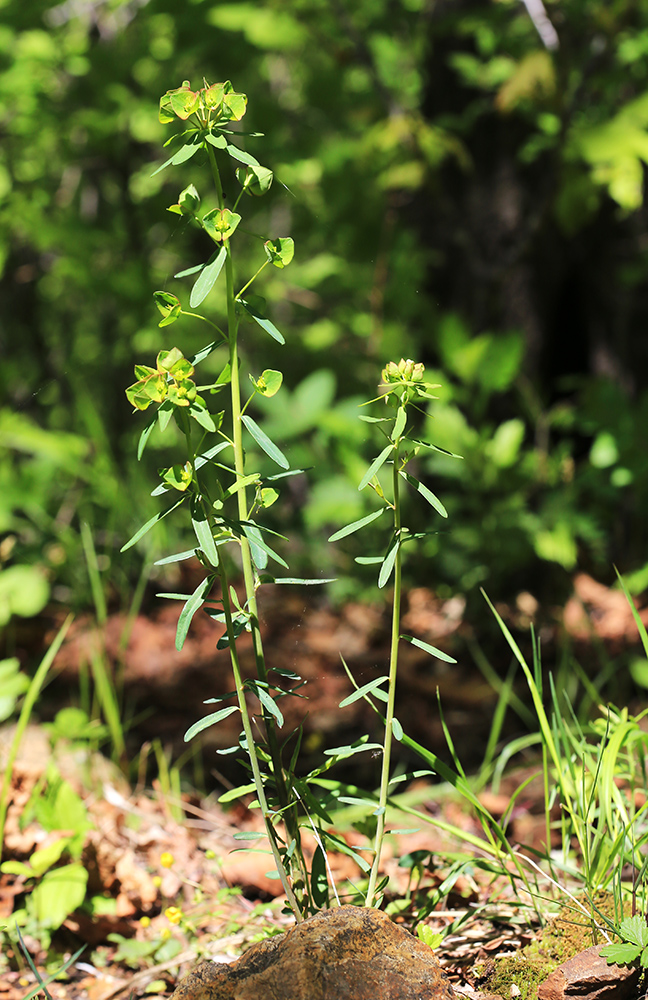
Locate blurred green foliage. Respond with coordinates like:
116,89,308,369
2,0,648,619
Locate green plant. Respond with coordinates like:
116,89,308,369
1,763,93,952
600,915,648,967
123,78,342,920
328,357,459,904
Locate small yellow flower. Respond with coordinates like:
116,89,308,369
140,916,151,928
152,875,162,888
160,927,172,941
165,906,183,925
160,852,175,868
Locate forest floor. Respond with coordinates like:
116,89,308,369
1,571,647,999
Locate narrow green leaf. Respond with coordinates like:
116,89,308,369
137,419,156,461
184,705,239,742
355,556,383,565
218,782,256,803
359,444,393,491
171,142,201,165
399,471,448,517
242,523,288,569
232,832,266,841
195,441,231,469
120,499,185,552
243,522,268,571
392,717,404,741
213,473,260,510
255,686,284,726
271,577,337,585
323,742,383,757
175,262,204,278
409,438,463,459
191,502,219,568
400,634,456,664
310,845,329,907
241,415,289,469
190,246,227,309
328,507,388,542
378,537,399,589
392,406,407,441
189,404,217,432
176,576,212,651
339,676,389,708
226,144,260,167
154,549,196,566
238,298,285,344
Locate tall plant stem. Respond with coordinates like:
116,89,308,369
216,557,302,919
366,442,402,907
206,146,307,914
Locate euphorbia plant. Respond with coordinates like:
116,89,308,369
122,79,317,919
329,357,458,906
123,80,458,922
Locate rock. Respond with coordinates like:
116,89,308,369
537,944,642,1000
170,905,456,1000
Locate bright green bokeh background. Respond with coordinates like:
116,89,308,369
2,0,648,621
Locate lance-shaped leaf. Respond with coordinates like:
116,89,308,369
191,500,219,568
378,535,400,589
247,681,284,726
226,144,260,167
399,471,448,517
151,138,201,177
176,575,212,651
184,705,239,742
241,415,289,469
328,506,388,543
242,522,288,569
154,549,196,566
323,741,384,758
190,246,227,308
120,498,185,552
339,676,389,708
358,444,393,491
392,405,407,441
400,634,456,664
266,577,337,585
189,401,217,431
237,296,285,344
213,472,260,510
137,419,156,461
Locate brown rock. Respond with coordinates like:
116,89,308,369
537,944,642,1000
171,905,456,1000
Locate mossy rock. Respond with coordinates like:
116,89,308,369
482,892,619,1000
